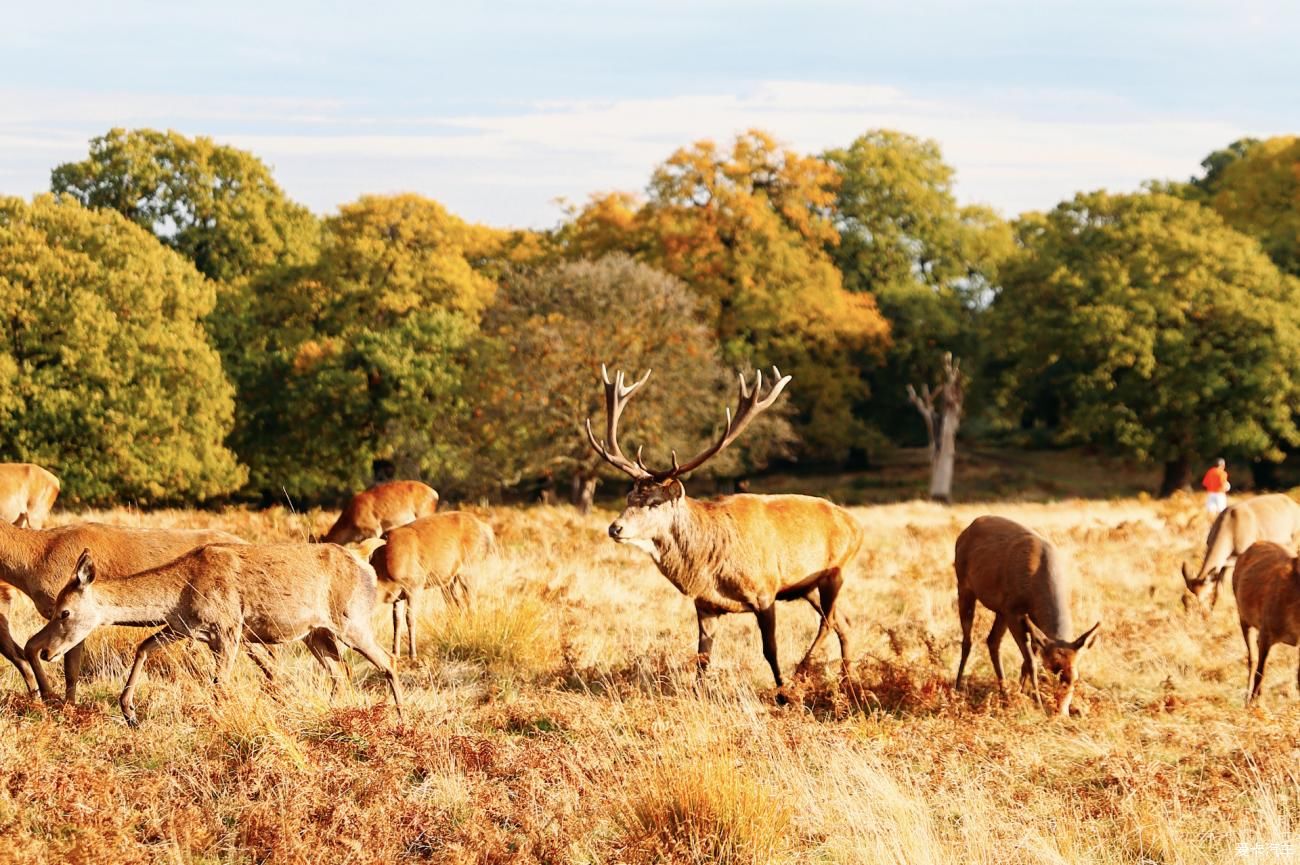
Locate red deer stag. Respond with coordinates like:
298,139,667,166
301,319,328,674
587,365,864,700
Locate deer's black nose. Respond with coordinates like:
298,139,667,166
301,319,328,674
608,523,623,539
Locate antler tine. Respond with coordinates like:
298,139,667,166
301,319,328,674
585,365,653,479
649,365,793,481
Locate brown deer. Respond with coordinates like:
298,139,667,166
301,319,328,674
1181,494,1300,613
0,519,243,701
1231,541,1300,706
954,516,1102,716
369,512,496,658
587,365,864,699
0,463,60,529
25,544,403,726
319,480,439,544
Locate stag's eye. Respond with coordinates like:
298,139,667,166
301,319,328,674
59,610,70,619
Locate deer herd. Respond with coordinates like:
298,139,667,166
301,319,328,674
0,367,1297,727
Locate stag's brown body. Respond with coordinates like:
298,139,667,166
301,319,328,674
25,543,402,725
369,512,496,657
0,463,60,529
321,480,439,544
0,518,243,700
1182,494,1300,611
588,365,864,695
1231,541,1300,705
954,516,1100,716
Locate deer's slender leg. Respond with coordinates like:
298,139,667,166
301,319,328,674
1008,616,1042,710
1240,622,1255,701
62,641,88,703
695,604,720,677
305,629,347,699
1249,635,1272,706
338,623,404,721
796,571,843,678
955,590,978,691
121,627,185,727
0,618,37,695
391,599,402,657
405,588,418,660
755,604,783,692
985,612,1008,693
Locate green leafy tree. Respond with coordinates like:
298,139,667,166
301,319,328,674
469,254,793,509
233,194,495,500
824,131,1012,447
0,195,245,504
51,128,320,285
985,191,1300,496
1201,136,1300,277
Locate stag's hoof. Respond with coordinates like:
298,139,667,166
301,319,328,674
774,690,790,707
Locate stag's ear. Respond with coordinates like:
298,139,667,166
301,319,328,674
73,548,96,587
663,479,685,501
1072,621,1102,652
1025,617,1051,653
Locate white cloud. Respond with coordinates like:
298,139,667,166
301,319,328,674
0,81,1248,227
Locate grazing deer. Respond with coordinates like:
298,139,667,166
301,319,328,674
319,480,439,544
369,512,496,658
0,463,60,529
1231,541,1300,706
25,544,403,726
587,365,864,698
0,519,243,701
954,516,1102,716
1182,494,1300,613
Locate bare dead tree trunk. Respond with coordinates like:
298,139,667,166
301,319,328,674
907,353,965,503
571,473,598,514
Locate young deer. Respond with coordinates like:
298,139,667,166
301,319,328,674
319,480,439,544
954,516,1102,716
0,463,60,529
369,512,496,658
587,366,864,699
1231,541,1300,706
1181,494,1300,613
25,544,403,726
1,519,244,701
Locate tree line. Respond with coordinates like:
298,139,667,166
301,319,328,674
2,128,1298,506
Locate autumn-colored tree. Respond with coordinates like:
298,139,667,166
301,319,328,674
468,254,793,509
50,128,320,285
824,131,1012,446
985,191,1300,496
563,131,890,462
0,195,244,504
232,194,496,500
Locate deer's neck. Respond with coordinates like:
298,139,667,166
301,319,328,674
653,499,728,599
95,567,186,626
1032,552,1074,641
0,521,49,597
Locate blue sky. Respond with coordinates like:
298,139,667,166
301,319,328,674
3,1,1297,227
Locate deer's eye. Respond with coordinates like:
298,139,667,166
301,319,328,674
59,610,70,619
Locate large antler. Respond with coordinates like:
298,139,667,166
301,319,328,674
585,364,654,479
655,366,791,480
587,363,791,482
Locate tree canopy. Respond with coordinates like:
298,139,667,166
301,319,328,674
0,195,245,504
984,190,1300,493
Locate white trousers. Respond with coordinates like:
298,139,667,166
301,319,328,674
1206,492,1227,515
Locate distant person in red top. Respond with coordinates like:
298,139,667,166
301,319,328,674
1202,458,1229,515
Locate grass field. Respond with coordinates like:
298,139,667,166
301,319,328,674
1,493,1298,864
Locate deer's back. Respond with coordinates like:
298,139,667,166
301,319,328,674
956,516,1073,636
1236,495,1300,548
325,481,439,543
1233,541,1300,644
0,463,59,527
376,512,492,589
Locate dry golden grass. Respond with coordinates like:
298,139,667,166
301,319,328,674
1,494,1299,863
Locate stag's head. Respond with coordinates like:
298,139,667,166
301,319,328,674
586,365,790,550
27,549,105,663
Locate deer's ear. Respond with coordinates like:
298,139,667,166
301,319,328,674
1073,621,1102,652
73,548,96,587
664,479,685,501
1025,617,1051,652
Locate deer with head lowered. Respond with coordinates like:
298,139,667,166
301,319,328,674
954,515,1102,717
1181,494,1300,614
25,543,403,726
317,480,439,544
587,365,864,700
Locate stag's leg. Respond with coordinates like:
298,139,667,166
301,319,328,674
121,627,185,727
207,628,241,689
337,623,404,721
1248,634,1272,706
0,616,38,695
304,629,348,700
1008,617,1042,710
796,571,844,678
244,642,278,684
955,590,977,691
755,604,784,699
695,604,720,678
985,612,1008,694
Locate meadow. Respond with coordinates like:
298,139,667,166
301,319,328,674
0,493,1297,864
